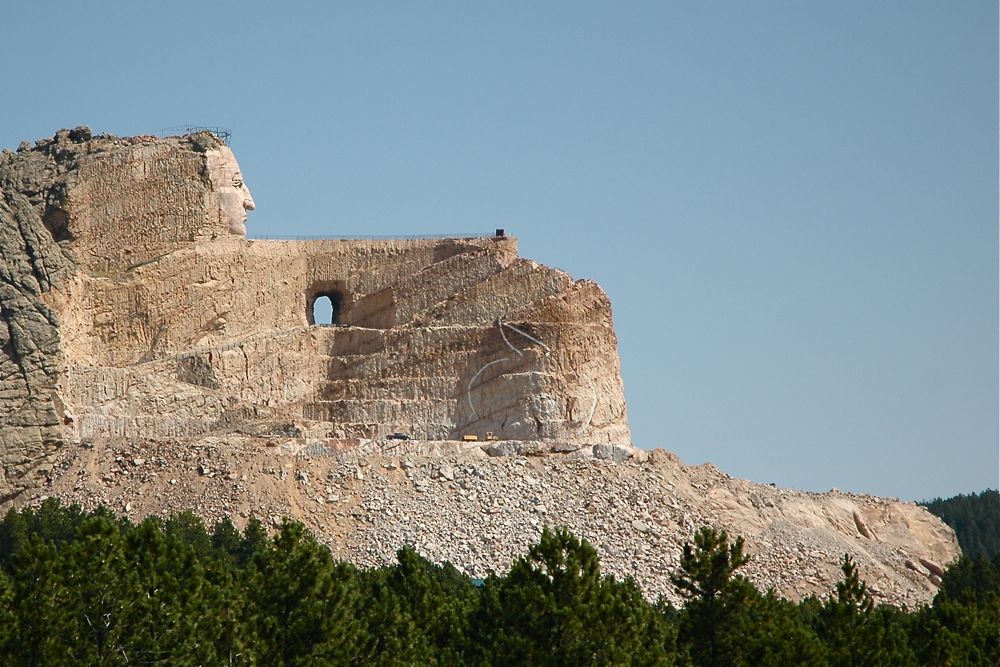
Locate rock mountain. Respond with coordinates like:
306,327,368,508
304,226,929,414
0,128,958,606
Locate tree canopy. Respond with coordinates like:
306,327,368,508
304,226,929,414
0,499,995,665
921,489,1000,559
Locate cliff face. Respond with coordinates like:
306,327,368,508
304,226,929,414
61,238,629,446
0,130,81,499
0,128,959,606
0,128,630,499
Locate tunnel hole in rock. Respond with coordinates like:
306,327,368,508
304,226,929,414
310,291,344,326
42,207,74,242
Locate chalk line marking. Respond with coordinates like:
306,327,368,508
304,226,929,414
497,316,523,357
583,374,598,431
501,321,552,356
467,357,510,419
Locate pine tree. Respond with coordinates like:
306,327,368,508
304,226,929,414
58,514,139,665
0,506,30,569
211,516,243,563
671,527,749,603
670,526,756,666
911,554,1000,664
164,510,213,560
354,565,431,665
815,554,918,666
387,546,476,663
693,590,827,667
243,520,362,666
237,516,269,565
0,499,85,569
7,536,72,666
0,567,13,661
476,526,674,666
921,489,1000,559
122,517,224,665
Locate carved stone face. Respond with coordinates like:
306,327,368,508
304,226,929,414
205,146,255,236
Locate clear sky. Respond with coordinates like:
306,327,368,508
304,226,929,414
2,1,996,501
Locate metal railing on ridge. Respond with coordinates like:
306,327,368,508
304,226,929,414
246,232,506,241
158,126,232,144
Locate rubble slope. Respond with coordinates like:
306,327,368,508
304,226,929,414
26,436,959,607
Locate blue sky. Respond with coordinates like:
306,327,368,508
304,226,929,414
2,1,996,500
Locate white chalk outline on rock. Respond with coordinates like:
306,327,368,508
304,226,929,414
499,317,551,357
466,357,510,420
505,316,594,434
498,316,523,358
582,373,598,434
466,316,556,424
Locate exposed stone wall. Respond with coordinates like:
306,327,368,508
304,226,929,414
0,132,82,499
60,236,629,444
0,129,961,607
67,139,214,272
0,129,631,500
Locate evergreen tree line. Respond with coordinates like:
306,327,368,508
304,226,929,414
921,488,1000,560
0,499,996,666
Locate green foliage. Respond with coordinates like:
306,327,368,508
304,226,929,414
59,514,137,664
210,515,242,562
474,526,675,666
671,526,758,666
239,515,270,564
911,553,1000,665
736,592,827,666
0,501,996,664
936,552,1000,608
355,564,430,665
921,488,1000,559
124,517,224,664
0,568,12,660
8,536,69,666
815,555,876,666
814,555,918,666
671,526,750,603
830,554,875,616
0,498,86,569
163,510,213,560
387,546,476,663
244,520,362,666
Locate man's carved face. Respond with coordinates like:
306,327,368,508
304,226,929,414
205,146,255,236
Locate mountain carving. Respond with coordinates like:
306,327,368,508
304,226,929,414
0,128,958,605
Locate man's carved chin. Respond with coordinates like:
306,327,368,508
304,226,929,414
229,218,247,236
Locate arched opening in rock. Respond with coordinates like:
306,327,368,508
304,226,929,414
310,291,344,326
42,207,74,242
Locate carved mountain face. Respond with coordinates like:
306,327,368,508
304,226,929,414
205,145,255,236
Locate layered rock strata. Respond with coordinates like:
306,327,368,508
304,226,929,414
0,129,959,605
0,129,628,499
